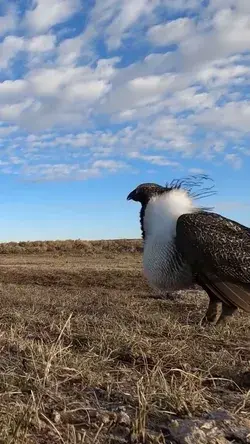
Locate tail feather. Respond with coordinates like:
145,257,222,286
198,275,250,313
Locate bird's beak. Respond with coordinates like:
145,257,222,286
127,189,136,201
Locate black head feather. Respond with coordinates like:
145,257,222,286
127,183,167,239
127,183,166,204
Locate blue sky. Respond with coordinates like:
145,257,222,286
0,0,250,241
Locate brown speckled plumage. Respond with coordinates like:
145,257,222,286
176,212,250,282
176,211,250,313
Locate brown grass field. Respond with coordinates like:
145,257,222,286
0,239,250,443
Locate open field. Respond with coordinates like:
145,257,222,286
0,240,250,443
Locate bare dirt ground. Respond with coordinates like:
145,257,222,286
0,240,249,443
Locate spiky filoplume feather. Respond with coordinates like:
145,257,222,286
166,174,216,209
127,177,250,324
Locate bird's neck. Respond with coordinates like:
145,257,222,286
141,189,197,240
140,204,146,240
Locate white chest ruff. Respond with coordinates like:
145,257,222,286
143,236,192,291
142,188,196,291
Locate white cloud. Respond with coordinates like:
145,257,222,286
22,163,96,181
0,6,17,36
0,0,249,180
57,35,85,66
26,35,56,52
197,61,250,86
209,0,250,14
0,34,57,71
129,152,180,167
26,60,117,101
0,36,24,69
129,75,175,93
0,126,18,136
178,8,250,72
18,158,129,181
65,80,110,102
86,0,162,51
92,159,127,171
188,167,205,174
224,153,242,169
0,57,120,130
105,0,156,49
166,87,216,113
0,100,33,122
24,0,81,33
163,0,200,10
195,101,250,133
27,68,65,96
148,18,194,46
150,116,194,152
101,73,181,116
0,80,28,101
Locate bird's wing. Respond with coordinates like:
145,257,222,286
176,211,250,311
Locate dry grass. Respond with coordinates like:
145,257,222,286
0,240,249,443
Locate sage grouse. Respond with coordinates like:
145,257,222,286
127,179,250,324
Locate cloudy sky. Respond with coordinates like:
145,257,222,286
0,0,250,241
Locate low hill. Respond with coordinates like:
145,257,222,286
0,238,142,255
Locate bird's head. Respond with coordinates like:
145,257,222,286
127,176,215,239
127,183,166,205
127,175,216,207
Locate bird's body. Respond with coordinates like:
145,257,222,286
127,179,250,324
143,238,191,291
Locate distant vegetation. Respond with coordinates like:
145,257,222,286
0,238,142,254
